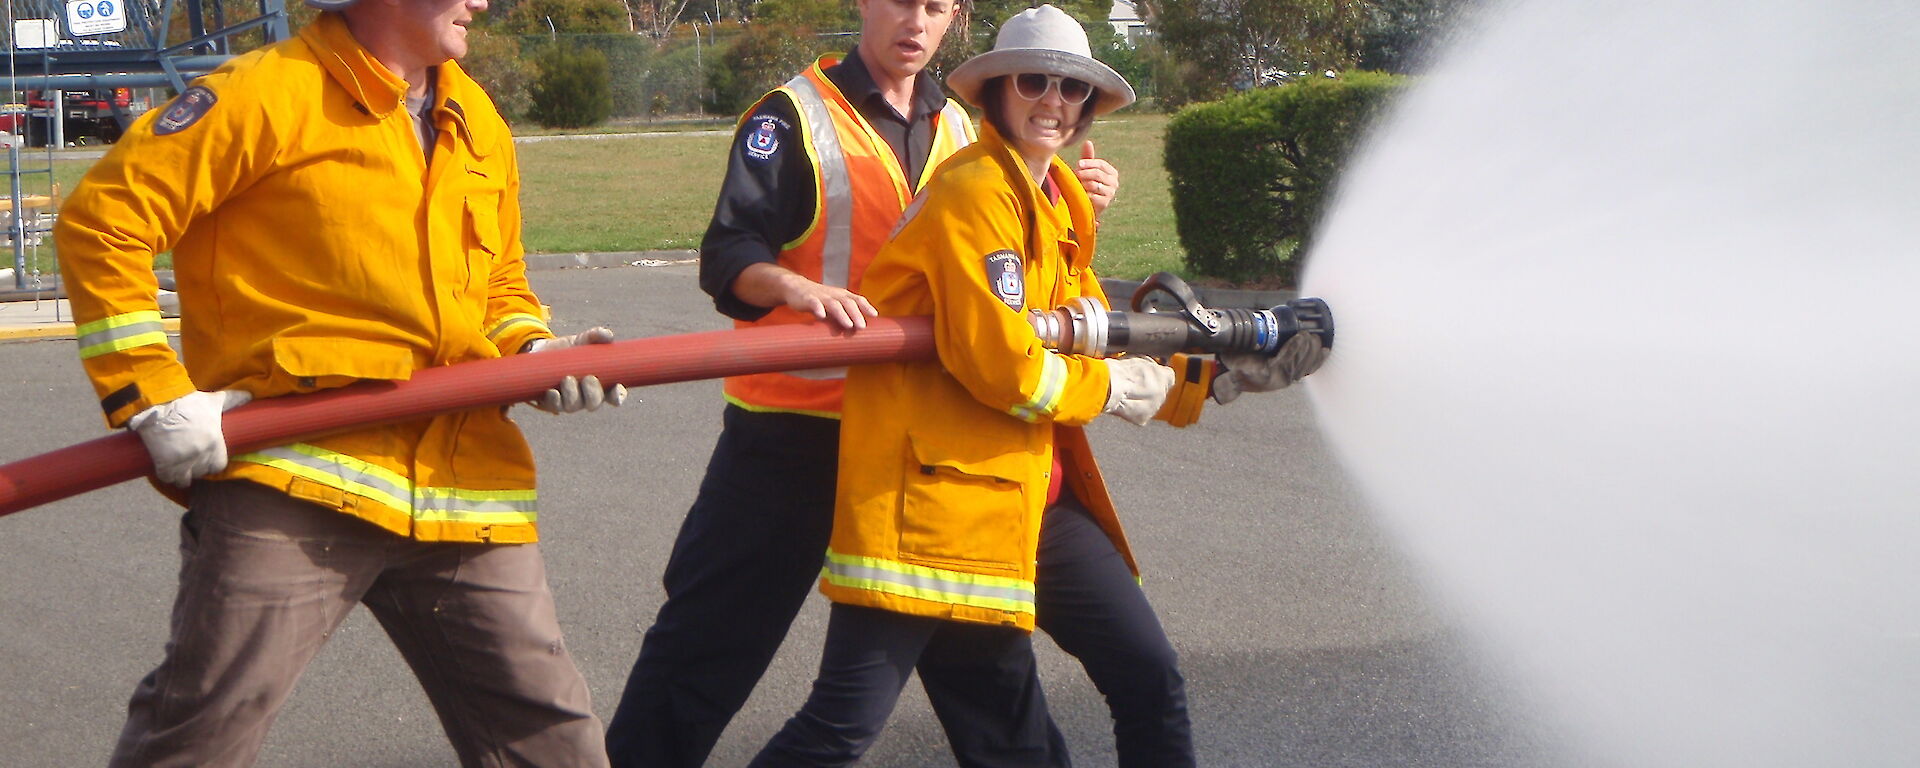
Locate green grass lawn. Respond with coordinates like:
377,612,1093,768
18,111,1188,280
516,111,1186,279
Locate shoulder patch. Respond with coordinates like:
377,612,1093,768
743,114,789,162
984,250,1024,311
152,86,218,136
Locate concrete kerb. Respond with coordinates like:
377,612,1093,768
3,255,1293,343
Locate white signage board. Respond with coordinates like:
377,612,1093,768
12,19,59,48
65,0,126,36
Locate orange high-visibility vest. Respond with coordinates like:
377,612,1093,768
721,56,977,418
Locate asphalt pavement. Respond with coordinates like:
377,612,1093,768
0,263,1573,767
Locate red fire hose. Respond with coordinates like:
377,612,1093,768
0,318,935,517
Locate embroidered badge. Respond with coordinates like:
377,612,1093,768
152,86,217,136
985,250,1024,311
744,116,781,162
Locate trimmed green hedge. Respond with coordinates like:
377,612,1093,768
1163,71,1406,285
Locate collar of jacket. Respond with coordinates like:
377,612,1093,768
301,13,490,154
302,12,412,119
828,48,949,123
975,120,1097,272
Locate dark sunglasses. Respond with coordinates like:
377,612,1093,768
1013,73,1093,105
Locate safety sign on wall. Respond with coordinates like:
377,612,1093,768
66,0,125,36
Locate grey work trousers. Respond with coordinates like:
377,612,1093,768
108,481,608,768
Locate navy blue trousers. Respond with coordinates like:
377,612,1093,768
607,406,1193,768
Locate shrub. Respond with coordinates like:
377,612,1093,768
1163,71,1405,285
707,23,831,115
561,34,656,117
529,45,613,128
643,41,708,117
461,30,536,124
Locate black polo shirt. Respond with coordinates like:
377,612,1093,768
697,49,953,321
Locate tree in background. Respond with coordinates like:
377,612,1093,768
498,0,630,34
706,0,859,114
754,0,858,31
1356,0,1476,73
1142,0,1367,105
631,0,700,39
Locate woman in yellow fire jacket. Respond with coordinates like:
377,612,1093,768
745,6,1337,766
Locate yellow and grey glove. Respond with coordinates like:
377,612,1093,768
1212,332,1329,404
1102,356,1176,426
127,389,252,487
523,326,628,414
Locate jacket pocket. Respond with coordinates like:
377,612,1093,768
272,336,416,391
464,196,503,293
898,431,1029,572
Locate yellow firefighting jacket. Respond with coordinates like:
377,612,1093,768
722,55,976,418
55,12,557,543
819,123,1211,630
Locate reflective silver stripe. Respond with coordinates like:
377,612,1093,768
940,103,974,150
236,444,539,525
785,74,854,381
487,313,549,344
823,549,1036,613
785,75,853,290
234,444,413,512
75,311,170,359
1009,353,1069,423
413,487,538,525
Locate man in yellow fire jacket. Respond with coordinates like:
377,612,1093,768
56,0,620,764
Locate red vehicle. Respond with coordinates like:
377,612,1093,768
0,88,139,145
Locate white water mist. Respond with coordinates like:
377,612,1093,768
1301,1,1920,766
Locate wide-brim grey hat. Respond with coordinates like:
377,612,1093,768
947,4,1136,117
305,0,360,10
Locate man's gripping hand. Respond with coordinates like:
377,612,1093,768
128,389,252,487
523,327,629,414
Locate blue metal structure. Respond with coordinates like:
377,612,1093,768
4,0,289,91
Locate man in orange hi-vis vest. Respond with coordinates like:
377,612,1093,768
601,0,1123,766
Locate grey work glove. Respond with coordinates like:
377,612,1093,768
127,389,253,487
523,326,628,414
1102,356,1176,426
1212,332,1330,404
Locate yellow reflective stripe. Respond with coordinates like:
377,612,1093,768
822,549,1035,614
487,313,549,343
75,311,169,359
413,487,538,525
235,443,538,525
234,444,412,512
1008,353,1068,423
921,102,974,188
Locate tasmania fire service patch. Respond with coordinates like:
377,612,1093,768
152,86,217,136
743,115,785,162
985,250,1024,311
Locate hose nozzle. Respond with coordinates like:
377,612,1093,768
1026,273,1334,360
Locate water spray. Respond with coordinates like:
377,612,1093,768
1028,272,1334,359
